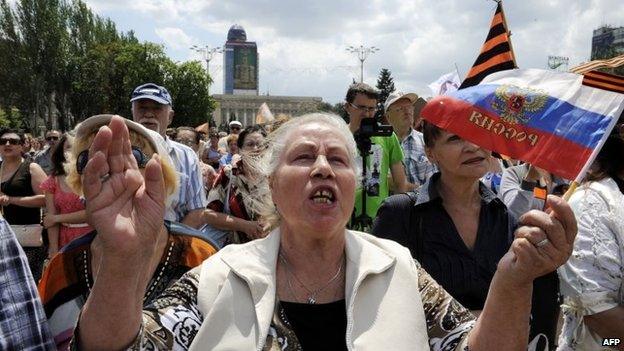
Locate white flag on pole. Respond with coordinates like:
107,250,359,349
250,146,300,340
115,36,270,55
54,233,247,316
256,102,275,124
428,71,461,96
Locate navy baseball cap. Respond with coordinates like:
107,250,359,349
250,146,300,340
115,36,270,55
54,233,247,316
130,83,172,106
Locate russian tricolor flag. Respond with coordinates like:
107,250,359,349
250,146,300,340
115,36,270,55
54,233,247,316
422,69,624,181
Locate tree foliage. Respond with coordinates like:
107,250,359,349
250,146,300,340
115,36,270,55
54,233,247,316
376,68,395,105
374,68,396,122
0,0,215,134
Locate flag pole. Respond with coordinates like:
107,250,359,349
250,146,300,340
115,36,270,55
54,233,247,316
562,181,578,201
497,0,518,66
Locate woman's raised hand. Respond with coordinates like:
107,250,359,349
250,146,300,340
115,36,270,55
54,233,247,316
82,116,166,260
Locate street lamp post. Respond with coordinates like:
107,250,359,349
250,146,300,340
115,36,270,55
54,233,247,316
346,45,379,83
190,44,223,94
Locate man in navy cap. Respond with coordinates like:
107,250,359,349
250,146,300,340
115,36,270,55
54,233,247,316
130,83,208,225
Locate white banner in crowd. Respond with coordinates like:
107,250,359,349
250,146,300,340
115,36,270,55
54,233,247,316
428,70,461,96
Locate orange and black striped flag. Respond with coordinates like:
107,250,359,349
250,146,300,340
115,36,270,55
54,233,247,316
581,70,624,94
459,1,517,89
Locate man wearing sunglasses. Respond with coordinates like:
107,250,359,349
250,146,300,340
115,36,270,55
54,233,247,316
33,130,61,175
343,83,410,225
130,83,208,227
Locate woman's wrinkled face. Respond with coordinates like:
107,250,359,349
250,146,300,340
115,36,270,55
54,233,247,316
425,129,491,179
271,122,356,235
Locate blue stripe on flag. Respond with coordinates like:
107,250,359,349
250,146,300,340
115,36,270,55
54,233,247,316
451,84,613,149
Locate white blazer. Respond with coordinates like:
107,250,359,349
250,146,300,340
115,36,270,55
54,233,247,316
189,228,431,351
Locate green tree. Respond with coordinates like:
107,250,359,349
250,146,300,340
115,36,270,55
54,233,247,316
376,68,395,105
0,0,215,132
166,61,215,127
70,40,173,121
317,101,347,121
16,0,67,130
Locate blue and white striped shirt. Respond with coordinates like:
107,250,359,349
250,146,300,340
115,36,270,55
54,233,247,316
165,138,208,222
401,129,437,188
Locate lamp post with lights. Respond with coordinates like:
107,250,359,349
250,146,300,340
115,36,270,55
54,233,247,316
190,44,223,94
346,45,379,83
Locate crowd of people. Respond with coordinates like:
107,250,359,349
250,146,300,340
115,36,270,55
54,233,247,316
0,81,621,351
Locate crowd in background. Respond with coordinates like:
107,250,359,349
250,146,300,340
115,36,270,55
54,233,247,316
0,81,621,351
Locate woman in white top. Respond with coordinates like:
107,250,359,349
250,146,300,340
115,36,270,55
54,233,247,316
558,121,624,351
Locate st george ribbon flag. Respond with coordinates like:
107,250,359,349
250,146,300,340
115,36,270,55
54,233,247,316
428,71,461,96
421,68,624,181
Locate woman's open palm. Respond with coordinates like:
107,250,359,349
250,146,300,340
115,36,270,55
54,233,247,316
82,116,166,258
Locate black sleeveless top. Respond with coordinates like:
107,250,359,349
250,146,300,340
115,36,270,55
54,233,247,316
0,161,40,225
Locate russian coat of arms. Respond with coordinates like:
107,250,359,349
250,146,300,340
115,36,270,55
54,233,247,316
491,85,548,125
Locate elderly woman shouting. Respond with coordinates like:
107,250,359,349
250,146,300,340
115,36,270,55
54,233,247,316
75,114,576,350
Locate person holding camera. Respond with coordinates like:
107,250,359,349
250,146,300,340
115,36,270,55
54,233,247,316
344,83,409,228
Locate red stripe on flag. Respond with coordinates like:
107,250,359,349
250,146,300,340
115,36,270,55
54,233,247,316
422,96,593,180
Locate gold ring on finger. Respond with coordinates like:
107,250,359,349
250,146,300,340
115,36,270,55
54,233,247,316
535,238,550,248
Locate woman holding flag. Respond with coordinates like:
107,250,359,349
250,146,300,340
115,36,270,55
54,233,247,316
373,120,560,349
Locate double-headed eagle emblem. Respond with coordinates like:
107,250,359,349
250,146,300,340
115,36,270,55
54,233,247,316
491,85,548,125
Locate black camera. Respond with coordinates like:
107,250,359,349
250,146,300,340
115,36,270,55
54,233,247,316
355,117,393,139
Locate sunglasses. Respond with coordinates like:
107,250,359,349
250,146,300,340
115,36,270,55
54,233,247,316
46,136,59,141
0,138,21,145
231,127,241,131
76,146,149,174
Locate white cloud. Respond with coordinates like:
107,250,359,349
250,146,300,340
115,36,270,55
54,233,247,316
82,0,624,102
155,27,194,50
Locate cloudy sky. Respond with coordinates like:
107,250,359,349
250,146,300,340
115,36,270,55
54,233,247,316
82,0,623,103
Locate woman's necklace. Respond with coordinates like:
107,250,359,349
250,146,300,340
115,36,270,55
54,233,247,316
83,240,174,303
278,250,344,304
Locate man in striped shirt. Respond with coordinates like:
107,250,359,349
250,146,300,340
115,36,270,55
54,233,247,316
384,92,436,189
130,83,208,224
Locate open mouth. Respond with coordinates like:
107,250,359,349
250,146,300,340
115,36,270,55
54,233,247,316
310,187,335,204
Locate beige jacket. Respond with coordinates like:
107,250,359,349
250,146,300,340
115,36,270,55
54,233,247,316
189,228,430,351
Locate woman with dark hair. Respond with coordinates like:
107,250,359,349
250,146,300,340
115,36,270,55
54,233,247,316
39,134,93,258
204,124,269,246
373,120,560,350
557,120,624,350
0,129,47,280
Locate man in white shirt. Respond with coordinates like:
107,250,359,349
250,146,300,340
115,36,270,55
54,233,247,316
130,83,208,225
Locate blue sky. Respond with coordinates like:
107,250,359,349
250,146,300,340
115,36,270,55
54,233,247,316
80,0,623,103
